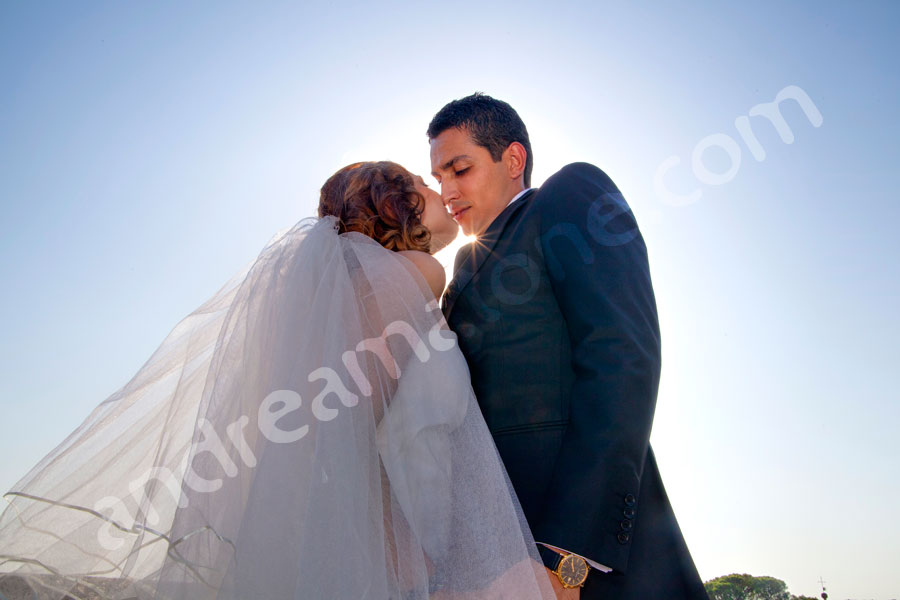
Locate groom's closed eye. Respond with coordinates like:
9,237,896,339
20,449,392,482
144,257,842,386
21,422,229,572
432,154,474,183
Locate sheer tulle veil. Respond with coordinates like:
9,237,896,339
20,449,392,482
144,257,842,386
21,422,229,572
0,215,555,599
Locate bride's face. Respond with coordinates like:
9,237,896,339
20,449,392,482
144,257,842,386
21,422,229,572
413,174,459,253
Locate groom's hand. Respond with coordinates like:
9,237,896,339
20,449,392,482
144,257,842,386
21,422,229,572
545,567,581,599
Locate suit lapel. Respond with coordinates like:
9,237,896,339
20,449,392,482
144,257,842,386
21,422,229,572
441,189,537,319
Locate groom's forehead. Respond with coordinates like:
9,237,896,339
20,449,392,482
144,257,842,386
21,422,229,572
430,127,481,163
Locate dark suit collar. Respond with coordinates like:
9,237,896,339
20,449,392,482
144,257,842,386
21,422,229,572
487,187,536,237
442,188,537,319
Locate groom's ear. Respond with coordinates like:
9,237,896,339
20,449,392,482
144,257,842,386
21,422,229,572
503,141,528,185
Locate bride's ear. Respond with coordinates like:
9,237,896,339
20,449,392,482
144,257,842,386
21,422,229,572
503,142,528,184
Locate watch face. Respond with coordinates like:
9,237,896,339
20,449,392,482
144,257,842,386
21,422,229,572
558,555,589,587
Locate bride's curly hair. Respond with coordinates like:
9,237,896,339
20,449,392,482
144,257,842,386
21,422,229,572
318,161,432,253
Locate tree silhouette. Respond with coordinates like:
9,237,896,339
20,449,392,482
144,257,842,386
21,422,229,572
704,574,793,600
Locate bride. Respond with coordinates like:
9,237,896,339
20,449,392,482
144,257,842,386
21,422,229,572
0,161,556,600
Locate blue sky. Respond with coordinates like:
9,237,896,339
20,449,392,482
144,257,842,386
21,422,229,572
1,2,898,598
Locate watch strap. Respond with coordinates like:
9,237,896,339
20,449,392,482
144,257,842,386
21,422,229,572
537,544,563,572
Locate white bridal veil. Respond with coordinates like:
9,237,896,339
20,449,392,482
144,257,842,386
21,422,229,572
0,216,555,600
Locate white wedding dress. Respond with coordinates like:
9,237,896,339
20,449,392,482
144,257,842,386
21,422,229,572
0,216,555,600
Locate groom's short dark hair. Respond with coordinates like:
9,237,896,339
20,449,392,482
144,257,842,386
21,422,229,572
427,93,533,188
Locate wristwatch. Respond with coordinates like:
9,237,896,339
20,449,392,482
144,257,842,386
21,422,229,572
538,545,590,589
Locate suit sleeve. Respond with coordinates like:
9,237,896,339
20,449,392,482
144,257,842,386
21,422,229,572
530,162,662,574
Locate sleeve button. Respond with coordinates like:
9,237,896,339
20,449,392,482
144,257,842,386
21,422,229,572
624,494,636,507
617,532,631,544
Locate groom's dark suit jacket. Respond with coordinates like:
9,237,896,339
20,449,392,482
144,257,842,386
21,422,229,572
441,163,709,600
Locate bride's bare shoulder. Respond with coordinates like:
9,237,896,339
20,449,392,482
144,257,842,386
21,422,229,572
396,250,446,299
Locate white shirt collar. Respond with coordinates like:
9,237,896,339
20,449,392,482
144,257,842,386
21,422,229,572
505,187,533,209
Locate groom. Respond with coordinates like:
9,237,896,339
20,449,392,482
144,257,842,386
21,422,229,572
429,94,709,600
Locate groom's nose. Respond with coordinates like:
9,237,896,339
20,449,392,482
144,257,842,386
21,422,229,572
440,181,459,205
